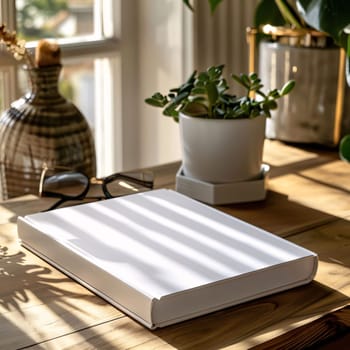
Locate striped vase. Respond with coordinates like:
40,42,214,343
0,64,96,200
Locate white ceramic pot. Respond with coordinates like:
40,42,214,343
179,113,266,183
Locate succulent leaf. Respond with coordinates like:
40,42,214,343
145,65,295,121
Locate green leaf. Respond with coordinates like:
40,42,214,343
264,100,278,110
254,0,286,27
172,91,190,105
217,82,228,94
208,0,224,13
206,82,219,106
198,72,209,82
241,74,251,87
189,96,207,104
297,0,350,48
249,72,258,81
280,80,296,96
339,134,350,162
275,0,303,28
251,83,264,91
144,98,158,107
185,70,197,84
178,82,195,94
263,109,271,118
232,74,249,89
163,103,179,117
182,0,223,14
144,93,168,107
207,66,217,77
182,0,194,11
208,64,224,79
255,90,267,99
191,87,206,95
249,109,260,119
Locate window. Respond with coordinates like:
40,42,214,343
0,0,186,177
0,0,120,176
17,0,97,125
17,0,95,39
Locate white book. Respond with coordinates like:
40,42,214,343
17,189,318,329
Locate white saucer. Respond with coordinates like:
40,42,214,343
175,164,270,205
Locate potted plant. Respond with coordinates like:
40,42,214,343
293,0,350,161
145,65,294,184
183,0,350,146
252,0,350,146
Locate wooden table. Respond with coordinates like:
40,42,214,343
1,140,350,349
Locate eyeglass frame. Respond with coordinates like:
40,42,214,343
39,164,154,210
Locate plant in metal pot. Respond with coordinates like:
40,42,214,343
145,65,294,184
251,0,350,146
293,0,350,161
254,0,350,160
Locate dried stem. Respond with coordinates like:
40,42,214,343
0,24,35,68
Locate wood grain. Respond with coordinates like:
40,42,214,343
1,140,350,349
250,305,350,350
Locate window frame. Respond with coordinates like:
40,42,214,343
1,0,190,176
0,0,121,176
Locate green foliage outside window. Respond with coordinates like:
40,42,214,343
17,0,68,40
11,1,78,103
59,78,74,101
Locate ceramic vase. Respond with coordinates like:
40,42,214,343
0,64,96,200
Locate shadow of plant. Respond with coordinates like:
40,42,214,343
0,249,122,349
0,252,72,314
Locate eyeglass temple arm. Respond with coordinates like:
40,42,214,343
103,173,154,188
102,173,153,199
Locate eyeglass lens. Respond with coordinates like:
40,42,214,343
43,171,89,197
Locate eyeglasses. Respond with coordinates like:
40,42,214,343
39,164,154,211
